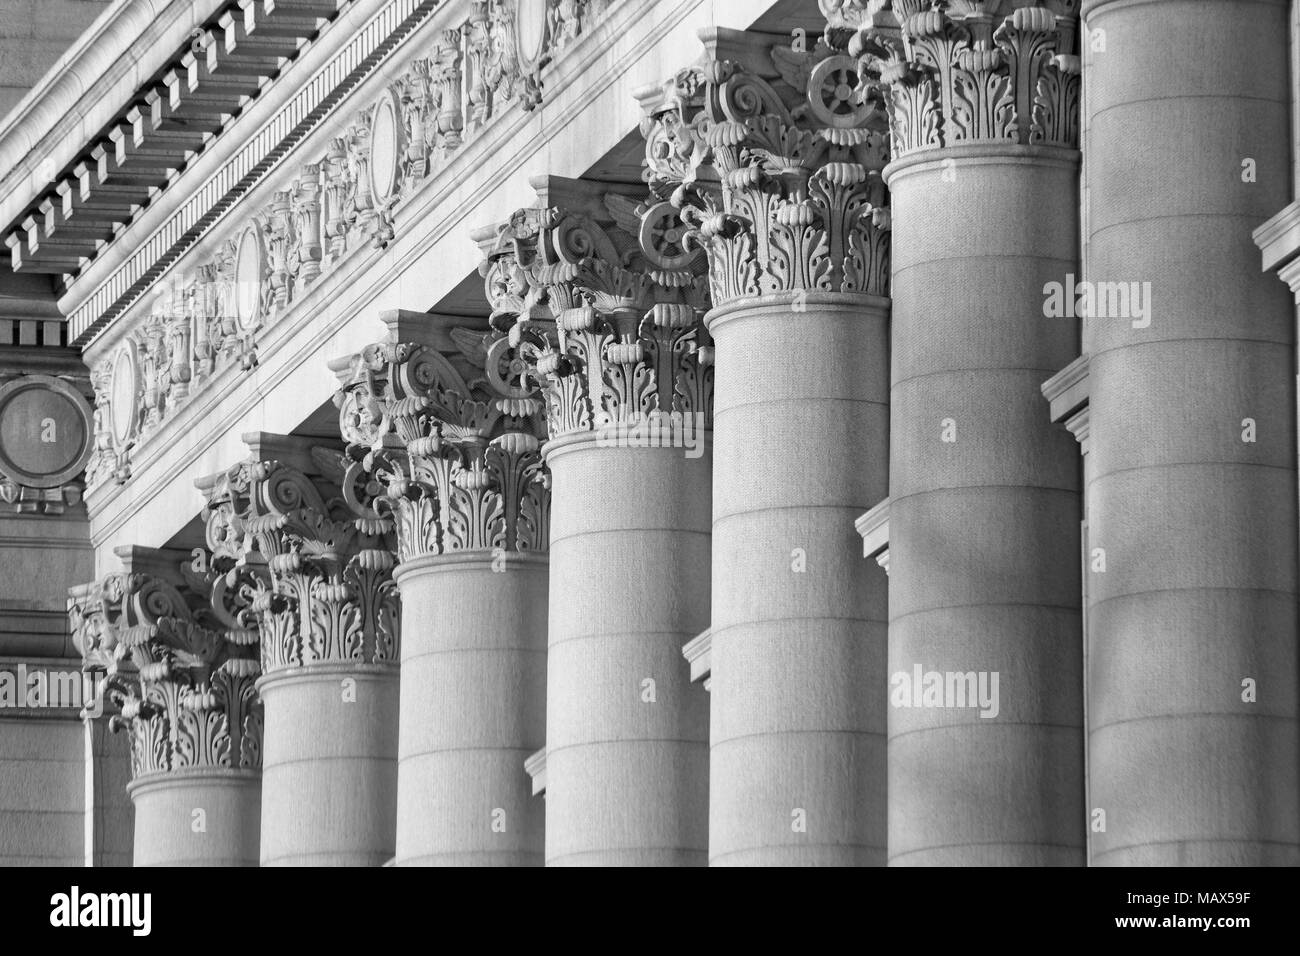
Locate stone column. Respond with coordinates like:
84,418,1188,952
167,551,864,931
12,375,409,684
846,1,1085,865
334,311,550,866
200,434,400,866
69,547,262,867
640,28,891,864
479,176,712,865
1082,0,1299,865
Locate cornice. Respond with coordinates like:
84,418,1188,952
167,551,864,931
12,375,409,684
64,0,440,346
65,0,613,346
9,2,359,283
0,0,227,228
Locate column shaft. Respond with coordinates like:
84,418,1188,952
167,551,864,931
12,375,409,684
130,771,259,866
258,666,398,866
887,149,1084,865
708,295,889,866
394,553,547,865
1083,0,1300,865
544,433,710,865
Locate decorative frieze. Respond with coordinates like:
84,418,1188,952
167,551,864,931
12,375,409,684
477,182,714,440
334,313,550,563
68,552,262,782
198,444,400,676
84,0,606,494
67,0,613,343
638,29,892,308
825,0,1080,157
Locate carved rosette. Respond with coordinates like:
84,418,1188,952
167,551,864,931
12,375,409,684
833,0,1081,158
335,328,551,564
69,565,263,783
479,192,715,442
640,32,893,309
201,454,401,676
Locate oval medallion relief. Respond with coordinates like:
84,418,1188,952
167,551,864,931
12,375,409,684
370,92,402,203
109,341,139,450
234,225,264,332
515,0,549,69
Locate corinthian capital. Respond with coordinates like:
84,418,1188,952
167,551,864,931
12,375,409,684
842,1,1080,157
332,311,550,564
638,28,892,307
197,435,400,675
475,176,714,441
68,547,262,782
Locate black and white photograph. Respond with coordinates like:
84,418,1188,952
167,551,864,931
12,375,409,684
0,0,1291,936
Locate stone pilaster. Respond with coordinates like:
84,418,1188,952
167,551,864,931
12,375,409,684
842,0,1085,865
199,434,400,866
640,26,890,865
69,546,262,867
334,310,549,866
478,175,712,865
1080,0,1298,865
0,357,98,865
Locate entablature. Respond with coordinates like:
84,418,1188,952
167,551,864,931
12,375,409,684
74,0,792,565
77,0,610,499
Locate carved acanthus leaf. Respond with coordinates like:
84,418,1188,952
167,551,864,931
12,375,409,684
69,559,262,780
639,33,892,307
200,456,400,674
850,1,1080,157
335,319,551,563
